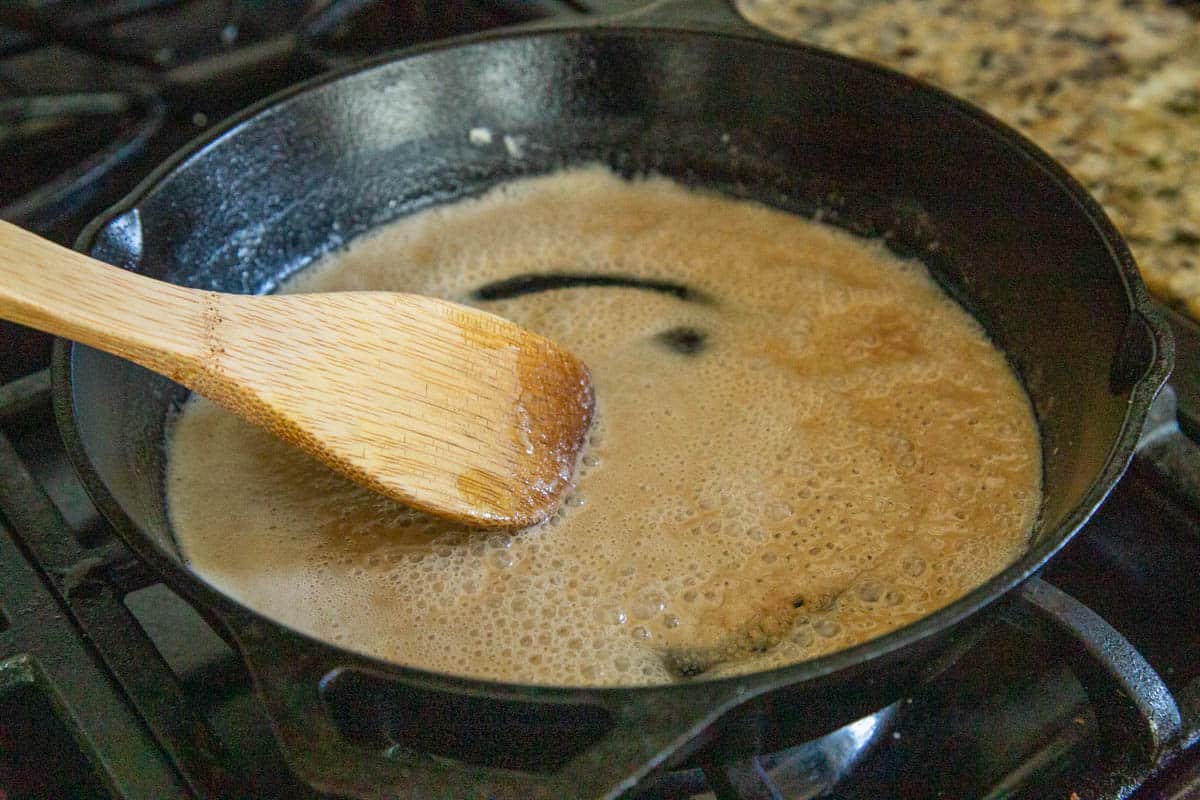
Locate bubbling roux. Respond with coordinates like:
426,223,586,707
167,167,1041,686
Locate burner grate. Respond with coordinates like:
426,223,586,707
0,660,113,800
0,371,225,797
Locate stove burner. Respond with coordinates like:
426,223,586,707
301,0,558,69
0,90,164,231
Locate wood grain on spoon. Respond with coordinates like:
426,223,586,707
0,219,594,528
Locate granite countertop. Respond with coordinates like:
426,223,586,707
734,0,1200,321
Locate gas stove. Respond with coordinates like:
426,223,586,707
1,2,1198,798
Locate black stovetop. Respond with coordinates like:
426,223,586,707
1,2,1198,798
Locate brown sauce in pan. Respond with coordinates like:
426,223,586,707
166,167,1041,686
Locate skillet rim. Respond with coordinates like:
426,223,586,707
51,23,1173,701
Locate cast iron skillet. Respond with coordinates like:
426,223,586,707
53,19,1173,800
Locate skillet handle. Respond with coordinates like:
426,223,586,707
1002,578,1182,797
229,616,746,800
588,0,764,35
1134,384,1200,517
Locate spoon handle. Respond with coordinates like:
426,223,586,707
0,219,209,379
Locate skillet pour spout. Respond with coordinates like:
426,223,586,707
53,23,1171,800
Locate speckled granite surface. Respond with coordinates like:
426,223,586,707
734,0,1200,320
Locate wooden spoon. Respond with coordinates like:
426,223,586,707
0,220,594,529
